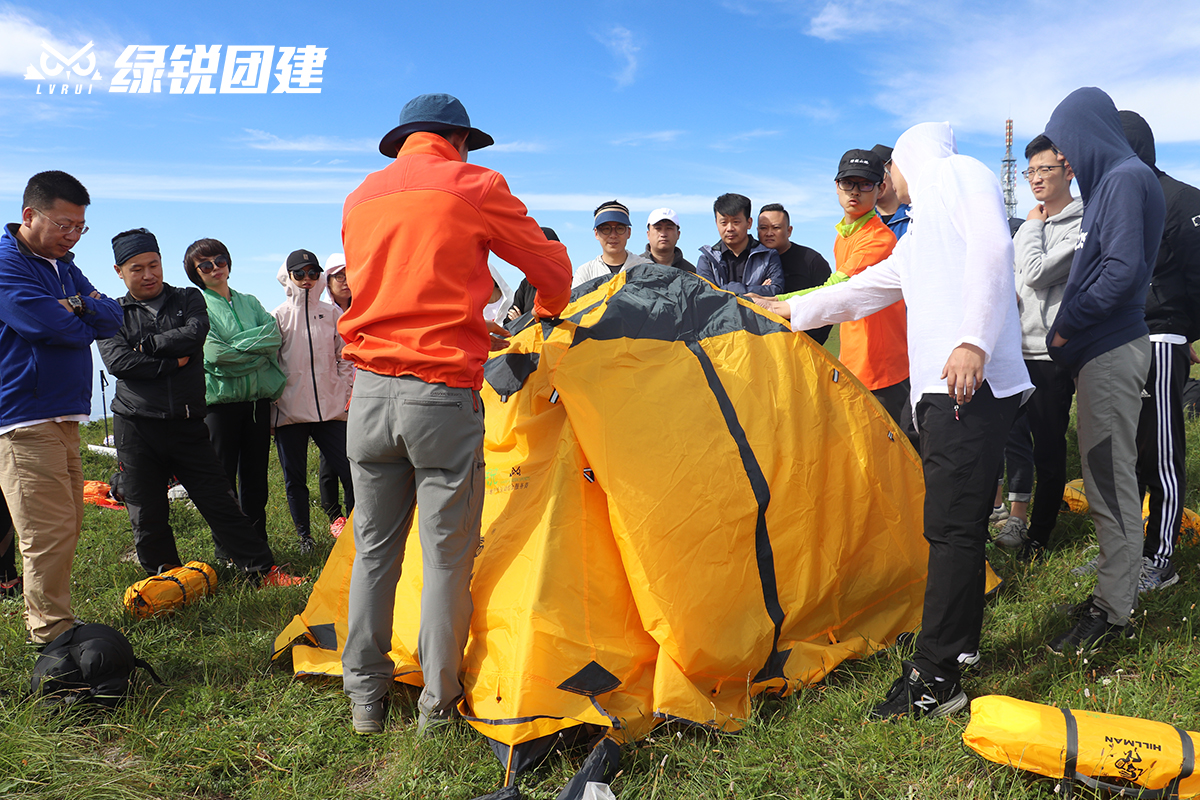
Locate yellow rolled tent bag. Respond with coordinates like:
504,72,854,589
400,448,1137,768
964,695,1200,798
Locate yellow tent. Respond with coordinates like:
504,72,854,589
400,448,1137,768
274,265,929,784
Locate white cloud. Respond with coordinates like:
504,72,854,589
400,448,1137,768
595,25,639,89
0,9,117,85
611,130,685,147
490,141,547,153
240,129,376,153
520,193,716,215
840,2,1200,143
711,129,782,152
807,0,892,41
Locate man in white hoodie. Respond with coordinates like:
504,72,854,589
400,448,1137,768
751,122,1032,720
992,136,1083,559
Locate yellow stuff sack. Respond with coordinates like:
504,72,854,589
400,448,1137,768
1062,478,1089,514
123,561,218,619
964,695,1200,798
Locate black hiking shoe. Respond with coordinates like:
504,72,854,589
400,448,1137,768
1047,599,1133,655
868,660,967,721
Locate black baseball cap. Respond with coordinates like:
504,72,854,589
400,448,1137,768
836,149,885,183
286,249,321,272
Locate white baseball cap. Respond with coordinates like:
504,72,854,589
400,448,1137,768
646,208,680,227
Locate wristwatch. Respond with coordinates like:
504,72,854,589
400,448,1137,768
67,295,85,316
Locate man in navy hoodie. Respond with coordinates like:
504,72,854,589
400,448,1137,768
1042,88,1166,655
0,171,122,646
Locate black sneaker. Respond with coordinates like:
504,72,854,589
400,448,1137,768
1047,601,1133,655
1017,540,1045,564
298,534,315,555
868,660,968,721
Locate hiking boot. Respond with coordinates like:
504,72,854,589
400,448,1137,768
260,565,307,588
351,700,386,734
329,517,347,539
416,708,455,738
0,576,22,598
1052,596,1097,620
1047,600,1133,655
1070,546,1100,576
993,517,1028,549
1017,540,1045,564
989,503,1009,524
868,660,968,721
298,534,315,555
1138,559,1179,594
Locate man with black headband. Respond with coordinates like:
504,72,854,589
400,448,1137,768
96,228,304,587
0,171,122,647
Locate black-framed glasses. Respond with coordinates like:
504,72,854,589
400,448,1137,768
329,272,348,283
290,266,322,280
596,224,629,236
1022,165,1065,180
836,178,878,192
32,207,88,235
195,255,229,274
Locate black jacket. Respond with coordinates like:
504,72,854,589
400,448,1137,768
97,284,211,419
1121,110,1200,341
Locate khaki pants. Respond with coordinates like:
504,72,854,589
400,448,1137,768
0,420,83,642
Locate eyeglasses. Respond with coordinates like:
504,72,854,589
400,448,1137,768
290,266,322,280
329,272,348,283
195,255,229,274
1022,165,1065,180
32,207,88,236
836,179,878,193
596,224,629,236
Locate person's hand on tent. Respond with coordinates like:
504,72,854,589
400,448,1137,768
487,320,512,352
941,343,985,404
746,293,791,319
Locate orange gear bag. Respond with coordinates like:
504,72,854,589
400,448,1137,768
123,561,218,619
964,695,1200,798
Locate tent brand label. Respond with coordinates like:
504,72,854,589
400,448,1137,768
486,465,530,495
26,42,327,94
1103,736,1162,752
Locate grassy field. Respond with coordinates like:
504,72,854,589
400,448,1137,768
2,395,1200,799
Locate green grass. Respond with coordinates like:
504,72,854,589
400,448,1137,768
2,413,1200,799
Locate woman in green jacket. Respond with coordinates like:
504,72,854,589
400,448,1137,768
183,238,286,547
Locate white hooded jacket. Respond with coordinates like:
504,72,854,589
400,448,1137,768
272,261,353,427
788,121,1032,413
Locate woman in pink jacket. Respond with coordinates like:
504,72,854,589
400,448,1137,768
272,250,355,553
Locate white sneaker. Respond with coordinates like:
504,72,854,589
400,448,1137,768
989,504,1010,524
993,517,1028,549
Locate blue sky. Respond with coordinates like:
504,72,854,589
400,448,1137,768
3,1,1200,412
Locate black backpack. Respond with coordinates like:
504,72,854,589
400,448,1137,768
30,623,162,708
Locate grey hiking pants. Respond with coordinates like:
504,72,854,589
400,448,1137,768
1076,337,1150,625
341,371,485,717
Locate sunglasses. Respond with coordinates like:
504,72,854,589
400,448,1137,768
290,266,322,280
195,255,229,274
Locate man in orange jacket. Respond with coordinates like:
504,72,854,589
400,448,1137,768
339,93,572,735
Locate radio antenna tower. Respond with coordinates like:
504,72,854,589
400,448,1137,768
1002,118,1017,219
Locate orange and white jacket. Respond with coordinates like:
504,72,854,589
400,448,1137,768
339,132,572,389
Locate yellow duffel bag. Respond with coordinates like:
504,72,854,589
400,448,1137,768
123,561,218,619
964,695,1199,798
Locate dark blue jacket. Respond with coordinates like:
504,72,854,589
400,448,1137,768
696,238,783,296
1044,87,1165,372
0,224,123,427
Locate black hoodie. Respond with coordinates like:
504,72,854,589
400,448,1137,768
1043,87,1165,373
1120,110,1200,342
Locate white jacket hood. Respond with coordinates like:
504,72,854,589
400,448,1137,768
891,122,957,200
272,260,352,426
323,252,347,307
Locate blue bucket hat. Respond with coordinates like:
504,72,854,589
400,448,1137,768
378,93,494,158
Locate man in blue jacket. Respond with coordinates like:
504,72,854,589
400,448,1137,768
1042,88,1166,655
0,171,122,647
697,193,783,296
